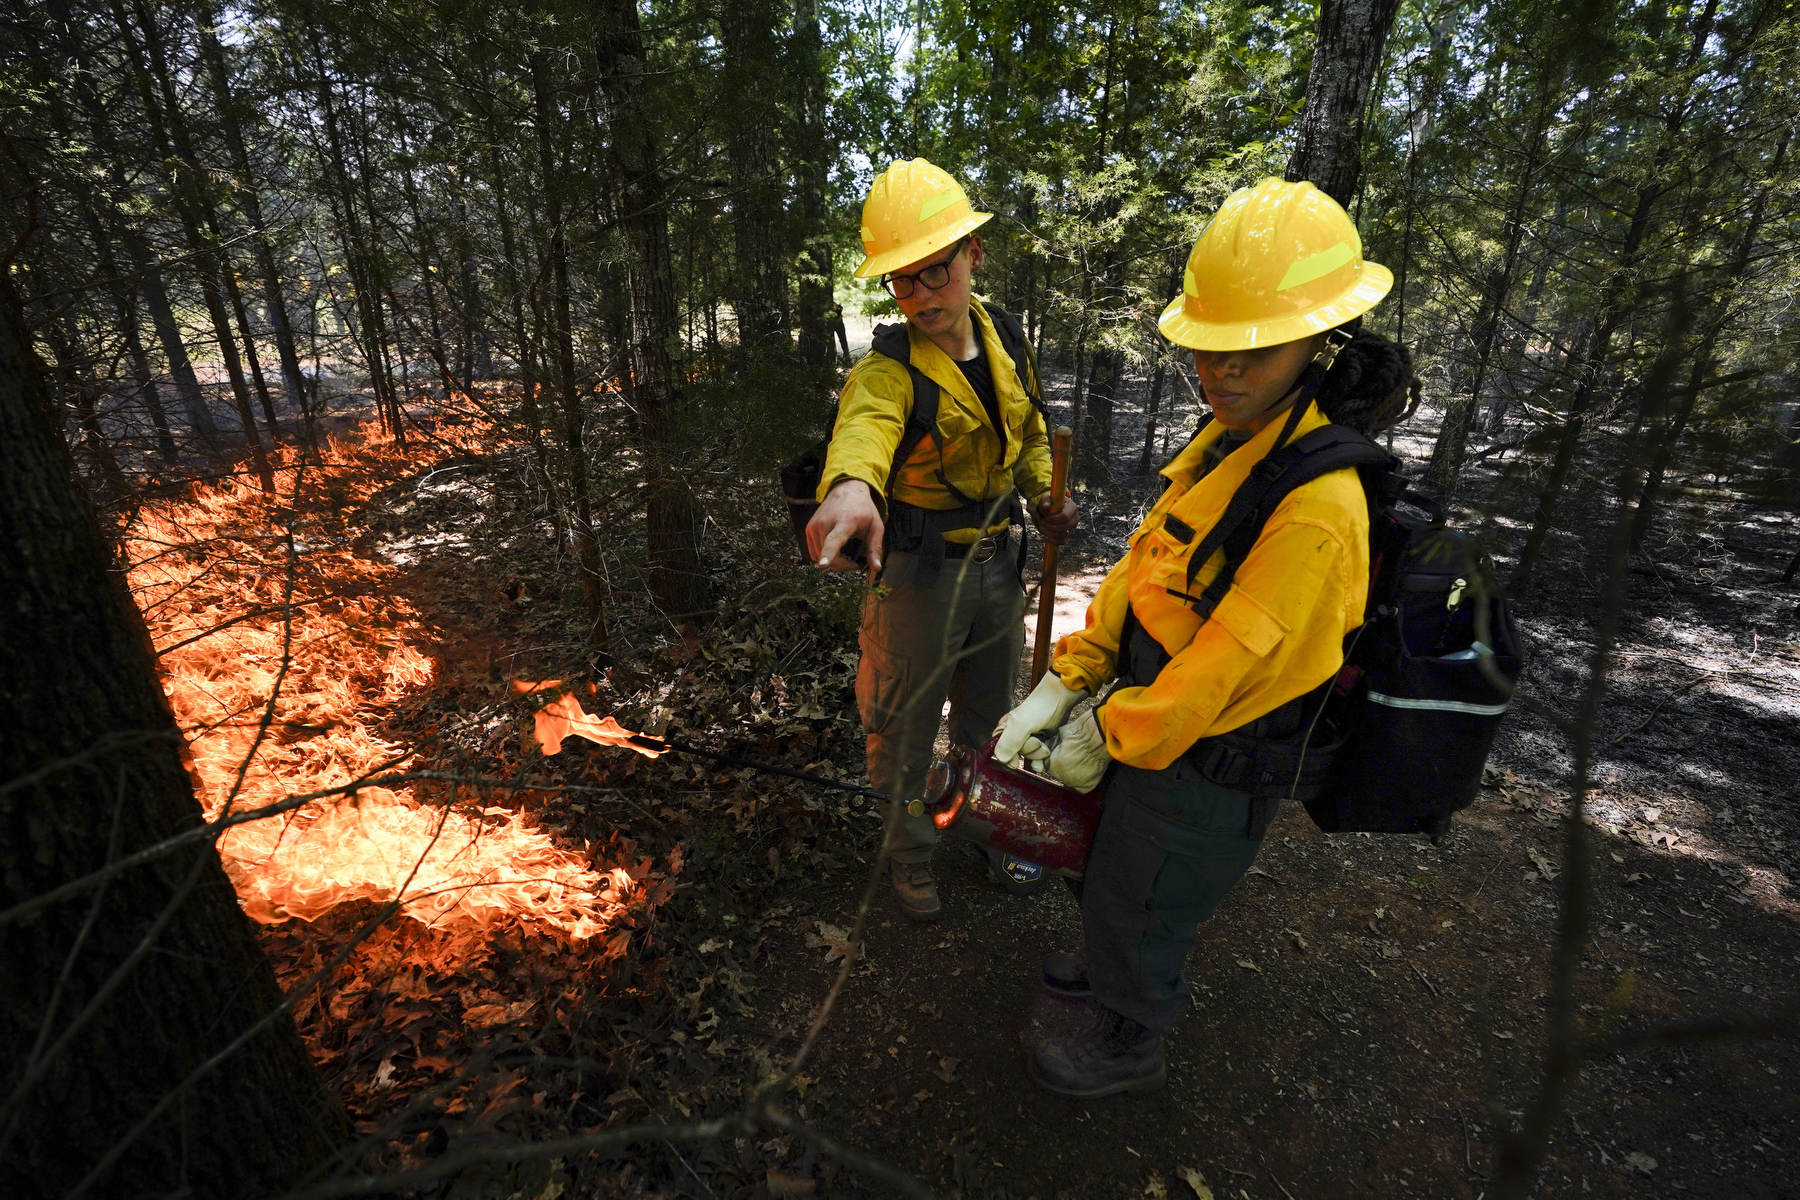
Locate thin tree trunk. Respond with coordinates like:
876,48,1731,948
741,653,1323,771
721,0,792,364
596,0,712,622
1425,84,1554,502
793,0,835,376
531,49,610,646
79,201,177,464
49,0,217,446
1512,0,1721,593
117,0,276,491
42,312,127,495
196,5,309,412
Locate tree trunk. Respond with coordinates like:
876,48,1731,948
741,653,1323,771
1285,0,1405,204
721,0,793,364
1424,85,1554,502
531,48,610,647
0,283,348,1200
596,0,713,622
196,4,310,413
77,199,178,464
1628,129,1787,556
1511,0,1721,594
41,311,128,495
792,0,835,377
118,0,277,492
306,27,402,442
49,0,218,446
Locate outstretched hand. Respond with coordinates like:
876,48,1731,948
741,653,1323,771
805,479,884,577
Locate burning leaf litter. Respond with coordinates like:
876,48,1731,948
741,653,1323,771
126,421,654,942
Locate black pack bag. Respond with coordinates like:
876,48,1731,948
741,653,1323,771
778,301,1044,560
1302,488,1523,839
1159,418,1523,841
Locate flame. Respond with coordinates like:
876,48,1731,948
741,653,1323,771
514,680,666,759
126,417,652,942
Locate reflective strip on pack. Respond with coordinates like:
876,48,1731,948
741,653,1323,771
1368,691,1511,717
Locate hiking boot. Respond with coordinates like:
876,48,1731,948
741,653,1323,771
889,859,941,922
1028,1006,1166,1098
1041,949,1091,997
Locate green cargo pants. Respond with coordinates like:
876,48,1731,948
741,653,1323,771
857,540,1025,863
1080,757,1266,1032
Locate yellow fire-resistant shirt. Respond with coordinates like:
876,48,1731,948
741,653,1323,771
1052,403,1371,770
816,299,1054,542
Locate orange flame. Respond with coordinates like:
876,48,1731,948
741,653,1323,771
126,419,659,943
514,680,666,759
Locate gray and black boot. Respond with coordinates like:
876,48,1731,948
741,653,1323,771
1028,1005,1166,1098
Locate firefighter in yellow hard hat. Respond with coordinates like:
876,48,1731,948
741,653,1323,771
807,158,1079,921
992,178,1416,1096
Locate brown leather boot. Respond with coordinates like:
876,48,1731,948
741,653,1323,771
1028,1005,1165,1098
889,859,941,922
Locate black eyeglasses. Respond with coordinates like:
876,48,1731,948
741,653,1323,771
881,237,969,299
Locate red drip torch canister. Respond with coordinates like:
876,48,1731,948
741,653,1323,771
912,738,1102,877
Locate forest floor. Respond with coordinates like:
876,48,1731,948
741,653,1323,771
156,373,1800,1199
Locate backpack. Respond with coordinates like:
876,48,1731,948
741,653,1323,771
778,300,1045,563
1154,419,1524,842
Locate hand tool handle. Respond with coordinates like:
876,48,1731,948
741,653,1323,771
1030,426,1074,685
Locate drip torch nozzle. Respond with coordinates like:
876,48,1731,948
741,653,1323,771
908,755,966,818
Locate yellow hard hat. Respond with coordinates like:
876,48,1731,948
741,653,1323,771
854,158,993,279
1158,178,1393,351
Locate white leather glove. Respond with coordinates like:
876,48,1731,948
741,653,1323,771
1046,710,1110,791
992,673,1086,765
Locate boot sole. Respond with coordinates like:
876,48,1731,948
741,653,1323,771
1027,1057,1166,1098
1039,978,1092,999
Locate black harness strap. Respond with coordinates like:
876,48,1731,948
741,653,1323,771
868,301,1043,587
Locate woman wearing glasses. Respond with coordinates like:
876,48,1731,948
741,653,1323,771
807,157,1079,922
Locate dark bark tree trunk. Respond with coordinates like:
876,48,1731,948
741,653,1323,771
117,0,277,492
1511,0,1721,594
1627,130,1787,556
306,27,402,442
196,4,310,413
0,283,348,1200
530,48,610,647
41,311,127,495
721,0,793,364
77,200,178,464
792,0,835,377
48,0,218,446
1285,0,1405,204
596,0,713,622
1424,85,1555,502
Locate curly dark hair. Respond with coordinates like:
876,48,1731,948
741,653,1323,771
1315,330,1417,437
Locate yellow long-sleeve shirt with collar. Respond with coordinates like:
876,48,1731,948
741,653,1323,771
816,299,1053,543
1051,403,1371,771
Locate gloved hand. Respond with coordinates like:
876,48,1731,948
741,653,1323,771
1046,710,1110,791
992,673,1086,765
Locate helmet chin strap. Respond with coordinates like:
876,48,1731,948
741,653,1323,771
1270,330,1350,451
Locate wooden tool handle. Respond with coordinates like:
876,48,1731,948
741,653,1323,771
1030,426,1074,685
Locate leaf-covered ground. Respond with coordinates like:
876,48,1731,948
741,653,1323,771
173,390,1797,1197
